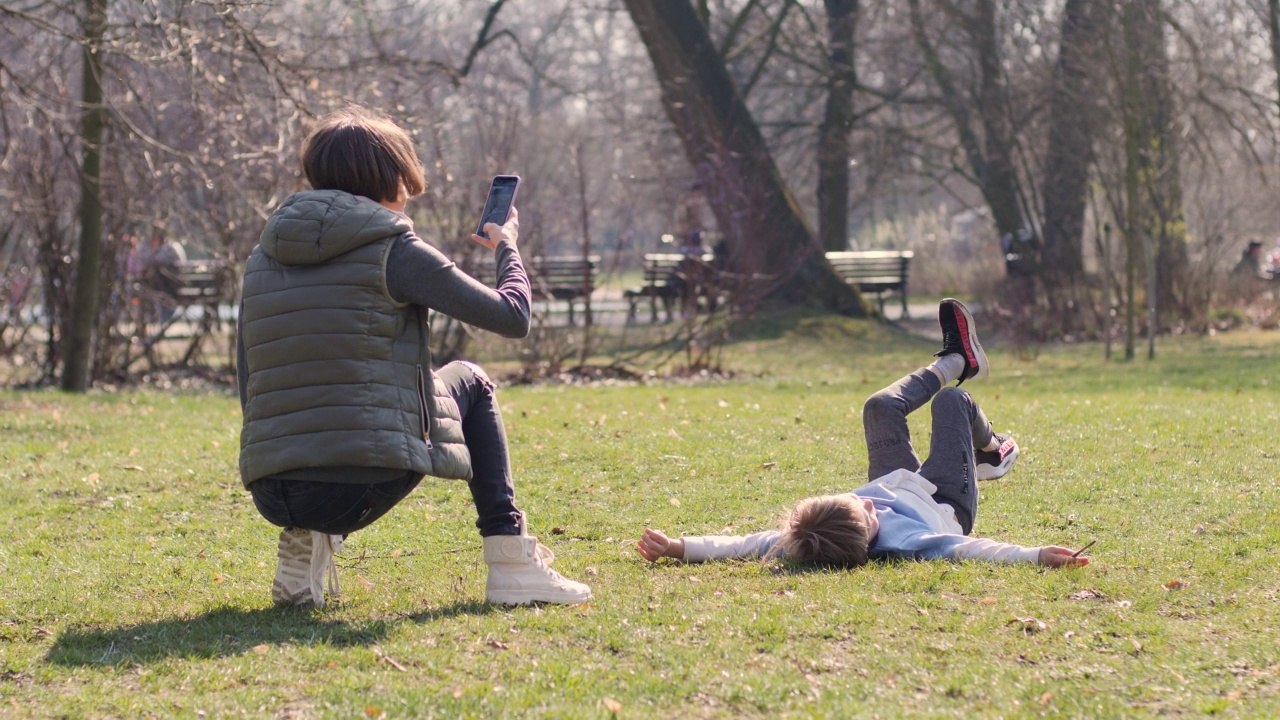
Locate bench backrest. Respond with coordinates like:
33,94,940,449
641,253,713,283
824,250,913,284
174,260,230,303
528,255,600,291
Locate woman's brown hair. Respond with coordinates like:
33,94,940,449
300,106,426,203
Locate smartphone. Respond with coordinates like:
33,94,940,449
476,175,521,239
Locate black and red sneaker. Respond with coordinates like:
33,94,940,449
976,433,1019,481
935,298,989,384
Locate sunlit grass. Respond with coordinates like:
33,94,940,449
2,316,1279,717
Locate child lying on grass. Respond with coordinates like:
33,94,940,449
636,299,1089,570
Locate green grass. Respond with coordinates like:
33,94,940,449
3,314,1280,718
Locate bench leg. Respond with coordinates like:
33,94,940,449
567,301,576,326
900,291,909,319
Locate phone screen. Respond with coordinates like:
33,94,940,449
477,175,520,238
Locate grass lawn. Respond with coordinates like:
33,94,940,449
2,312,1279,718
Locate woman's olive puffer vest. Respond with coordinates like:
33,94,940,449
239,190,471,487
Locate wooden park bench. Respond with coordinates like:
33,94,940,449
623,252,719,323
824,250,914,317
126,258,234,368
527,255,600,325
624,253,682,323
173,259,231,318
473,254,599,324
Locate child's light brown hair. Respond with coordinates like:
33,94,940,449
776,495,871,568
301,106,426,203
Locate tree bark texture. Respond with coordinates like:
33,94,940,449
622,0,869,316
62,0,109,392
817,0,858,253
1127,0,1189,323
1040,0,1097,299
907,0,1025,240
1269,0,1280,112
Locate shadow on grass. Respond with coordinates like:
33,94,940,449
46,600,492,667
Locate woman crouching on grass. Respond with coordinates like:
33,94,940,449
637,299,1089,570
238,106,590,608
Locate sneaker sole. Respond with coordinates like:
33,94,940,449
949,300,989,382
977,445,1018,481
486,589,593,606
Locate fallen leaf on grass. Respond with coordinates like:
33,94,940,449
1164,579,1188,591
669,497,681,506
83,473,100,487
252,644,269,655
1115,600,1132,608
774,590,795,597
603,696,623,713
980,597,997,605
585,567,598,576
1069,589,1104,601
364,707,382,717
760,462,778,470
1039,691,1053,706
668,428,682,440
1009,617,1047,633
390,548,402,558
119,465,144,472
356,575,374,590
489,640,509,650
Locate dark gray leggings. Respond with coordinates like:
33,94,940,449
862,369,994,534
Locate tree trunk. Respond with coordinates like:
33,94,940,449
1122,0,1188,325
907,0,1024,239
623,0,869,316
817,0,858,253
62,0,109,392
1269,0,1280,112
1040,0,1096,312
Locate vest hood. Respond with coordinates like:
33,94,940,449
259,190,411,266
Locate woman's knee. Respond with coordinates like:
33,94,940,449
440,360,494,390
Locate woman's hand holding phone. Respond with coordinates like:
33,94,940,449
471,206,519,250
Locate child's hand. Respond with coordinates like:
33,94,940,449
1038,545,1089,568
636,528,685,561
472,206,519,250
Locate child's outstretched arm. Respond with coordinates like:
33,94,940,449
1038,545,1090,568
636,528,686,561
637,527,783,563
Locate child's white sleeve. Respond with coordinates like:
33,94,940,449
681,531,783,563
946,536,1041,564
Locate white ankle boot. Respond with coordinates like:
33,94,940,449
483,523,592,605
